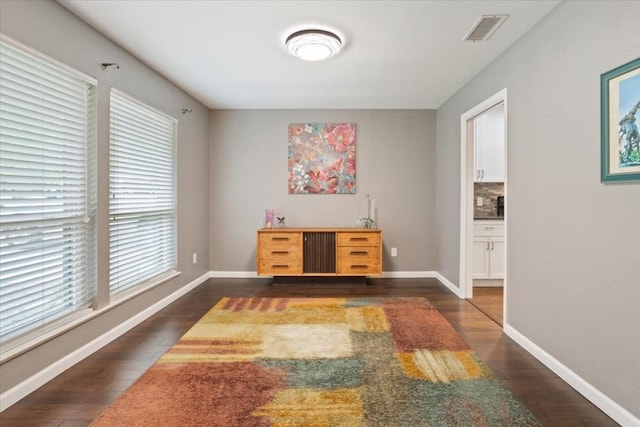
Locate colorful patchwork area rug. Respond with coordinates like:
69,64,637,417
91,297,539,426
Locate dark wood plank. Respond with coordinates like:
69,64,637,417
468,286,504,326
0,278,617,426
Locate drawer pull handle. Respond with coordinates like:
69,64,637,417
271,251,289,255
350,237,368,241
350,251,368,255
351,264,368,269
484,227,494,231
271,264,289,268
272,237,289,241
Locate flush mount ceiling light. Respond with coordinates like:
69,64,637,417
285,29,342,61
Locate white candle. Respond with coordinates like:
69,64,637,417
370,199,375,223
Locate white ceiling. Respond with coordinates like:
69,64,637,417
58,0,560,110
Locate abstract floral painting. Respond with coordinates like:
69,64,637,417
288,123,356,194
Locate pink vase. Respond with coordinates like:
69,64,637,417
265,209,275,228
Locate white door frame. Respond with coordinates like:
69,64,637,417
459,88,508,323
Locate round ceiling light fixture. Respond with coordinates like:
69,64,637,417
285,29,342,61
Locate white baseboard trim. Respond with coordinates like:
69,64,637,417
381,270,436,278
433,272,464,298
208,271,259,278
208,271,445,280
0,272,210,412
504,324,639,427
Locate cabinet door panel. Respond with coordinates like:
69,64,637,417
473,104,505,182
489,237,505,279
472,237,490,279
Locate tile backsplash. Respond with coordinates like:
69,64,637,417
474,182,504,219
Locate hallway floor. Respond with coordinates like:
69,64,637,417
468,286,503,326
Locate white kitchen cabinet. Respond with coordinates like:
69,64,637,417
472,221,504,279
473,103,505,182
488,236,504,279
472,237,491,278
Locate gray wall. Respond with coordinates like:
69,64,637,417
0,0,210,393
209,110,436,272
436,1,640,417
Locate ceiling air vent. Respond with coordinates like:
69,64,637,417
463,15,509,42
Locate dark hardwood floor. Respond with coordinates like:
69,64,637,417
0,278,617,426
468,286,504,326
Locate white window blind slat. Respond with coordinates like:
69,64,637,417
110,147,173,169
1,54,90,105
1,154,85,169
111,103,174,129
109,90,176,296
110,206,174,216
1,84,88,116
0,137,86,156
111,126,174,144
1,119,87,140
1,108,87,135
0,179,85,192
1,236,88,268
0,37,96,344
110,231,174,256
1,269,89,307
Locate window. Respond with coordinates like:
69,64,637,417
0,37,97,345
109,90,177,296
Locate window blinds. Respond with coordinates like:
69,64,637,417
109,90,176,296
0,38,96,344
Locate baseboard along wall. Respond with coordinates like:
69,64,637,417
503,324,639,427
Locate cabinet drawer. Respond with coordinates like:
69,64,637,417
473,223,504,237
260,246,301,261
258,259,302,275
337,246,379,260
259,232,301,249
337,232,380,247
337,258,381,275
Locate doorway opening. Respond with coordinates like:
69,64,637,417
459,89,507,327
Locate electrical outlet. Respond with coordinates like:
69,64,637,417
477,196,483,207
192,252,197,264
391,247,397,257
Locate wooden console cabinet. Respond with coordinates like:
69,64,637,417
257,228,382,277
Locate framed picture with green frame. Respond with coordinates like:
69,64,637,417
600,57,640,183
